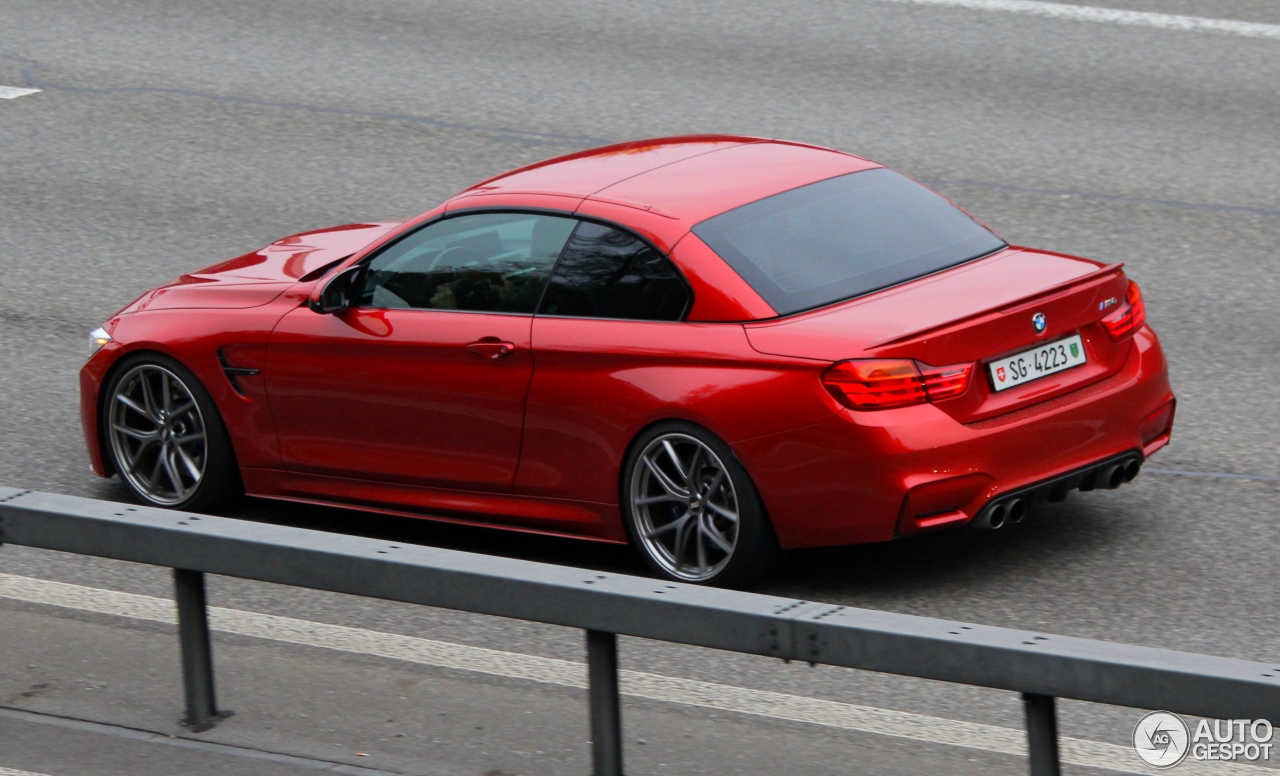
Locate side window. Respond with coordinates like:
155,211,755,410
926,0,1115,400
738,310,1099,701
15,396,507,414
537,222,691,321
359,212,576,313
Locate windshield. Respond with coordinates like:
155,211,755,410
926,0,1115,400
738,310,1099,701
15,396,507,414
691,168,1007,316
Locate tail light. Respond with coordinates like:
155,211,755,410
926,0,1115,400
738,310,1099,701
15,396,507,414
822,360,924,409
822,359,973,410
920,365,972,401
1101,281,1146,340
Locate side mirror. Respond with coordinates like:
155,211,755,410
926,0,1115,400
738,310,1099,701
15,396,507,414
309,265,364,314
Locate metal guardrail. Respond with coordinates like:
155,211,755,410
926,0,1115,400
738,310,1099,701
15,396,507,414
1,486,1277,776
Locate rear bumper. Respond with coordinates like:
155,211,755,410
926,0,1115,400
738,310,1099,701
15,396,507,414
734,326,1174,549
968,449,1143,531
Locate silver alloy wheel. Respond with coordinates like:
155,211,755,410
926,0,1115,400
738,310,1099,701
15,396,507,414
107,364,208,506
630,433,740,582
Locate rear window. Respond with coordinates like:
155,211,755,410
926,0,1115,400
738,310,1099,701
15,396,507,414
691,168,1006,316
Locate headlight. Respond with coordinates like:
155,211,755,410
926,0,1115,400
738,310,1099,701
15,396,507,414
88,327,112,358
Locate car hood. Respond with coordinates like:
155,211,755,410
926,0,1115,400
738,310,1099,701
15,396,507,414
120,222,402,313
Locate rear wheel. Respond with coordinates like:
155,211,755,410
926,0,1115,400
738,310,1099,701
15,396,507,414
623,422,778,587
103,354,242,512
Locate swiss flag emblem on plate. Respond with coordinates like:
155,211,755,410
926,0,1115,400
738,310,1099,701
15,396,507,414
996,366,1006,382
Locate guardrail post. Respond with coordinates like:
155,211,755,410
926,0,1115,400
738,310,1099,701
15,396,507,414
1022,693,1061,776
174,568,226,732
586,629,624,776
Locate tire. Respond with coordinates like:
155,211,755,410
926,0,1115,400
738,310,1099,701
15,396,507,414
622,421,779,587
101,353,243,513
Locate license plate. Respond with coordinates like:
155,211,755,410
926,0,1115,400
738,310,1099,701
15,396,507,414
987,335,1086,392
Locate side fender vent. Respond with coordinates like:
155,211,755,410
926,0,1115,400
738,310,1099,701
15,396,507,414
217,349,261,396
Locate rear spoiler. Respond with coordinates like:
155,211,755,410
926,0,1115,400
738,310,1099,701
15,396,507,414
871,262,1125,349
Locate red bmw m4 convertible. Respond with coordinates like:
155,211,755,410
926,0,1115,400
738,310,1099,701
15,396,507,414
81,136,1174,585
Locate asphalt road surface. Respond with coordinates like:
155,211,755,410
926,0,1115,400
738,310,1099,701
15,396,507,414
1,1,1278,774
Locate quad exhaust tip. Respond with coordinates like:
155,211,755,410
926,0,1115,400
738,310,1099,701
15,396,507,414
986,502,1007,530
1124,458,1141,482
973,497,1027,530
1097,458,1142,490
970,455,1142,530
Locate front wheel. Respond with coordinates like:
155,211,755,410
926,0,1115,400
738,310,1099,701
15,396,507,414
622,422,778,587
103,354,242,512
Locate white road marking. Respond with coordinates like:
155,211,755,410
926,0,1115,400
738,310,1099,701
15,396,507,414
0,708,406,776
0,768,57,776
0,86,41,100
0,572,1270,775
879,0,1280,40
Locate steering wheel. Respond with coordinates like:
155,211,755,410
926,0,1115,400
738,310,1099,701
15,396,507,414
429,246,488,271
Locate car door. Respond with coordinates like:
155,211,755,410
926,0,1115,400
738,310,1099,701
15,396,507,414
265,211,577,492
516,220,696,502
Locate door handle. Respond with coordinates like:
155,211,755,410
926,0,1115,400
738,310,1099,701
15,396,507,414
466,338,516,359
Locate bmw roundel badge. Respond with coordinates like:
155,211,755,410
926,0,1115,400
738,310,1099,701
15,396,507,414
1032,312,1047,333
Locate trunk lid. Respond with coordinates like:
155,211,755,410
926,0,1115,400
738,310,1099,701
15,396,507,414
745,248,1134,423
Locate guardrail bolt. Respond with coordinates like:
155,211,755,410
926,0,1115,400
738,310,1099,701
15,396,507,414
767,625,781,653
